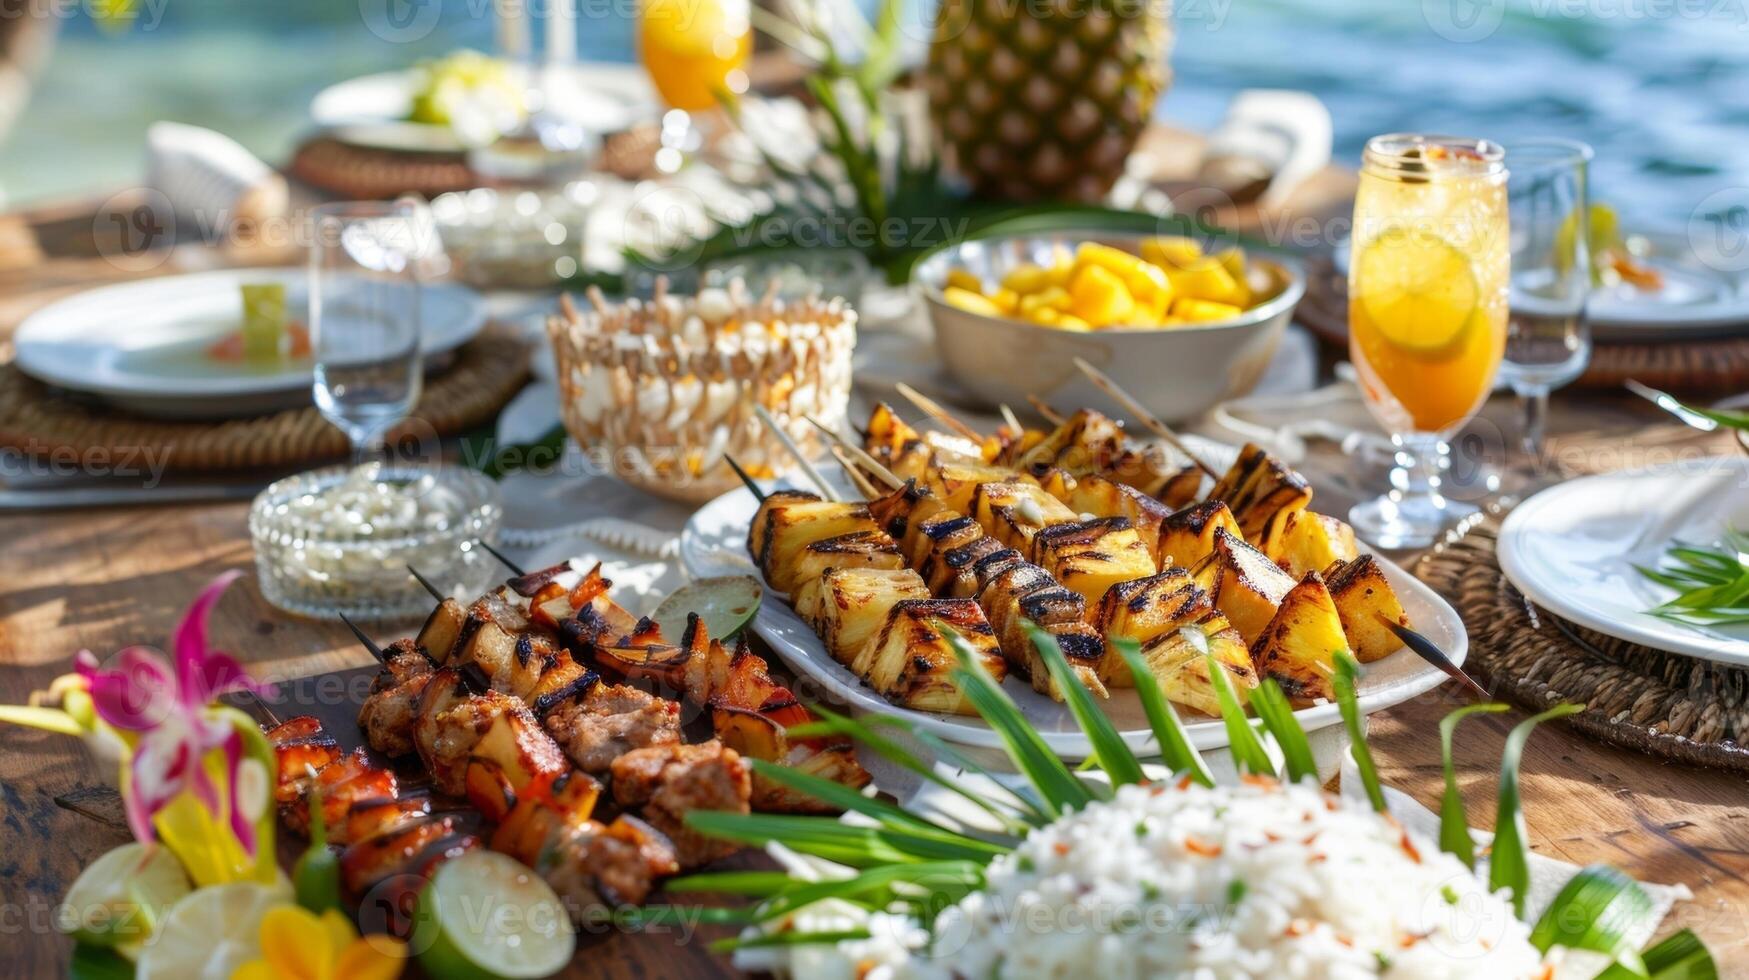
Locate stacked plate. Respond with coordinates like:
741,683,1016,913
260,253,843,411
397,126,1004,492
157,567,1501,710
13,268,486,419
1498,455,1749,667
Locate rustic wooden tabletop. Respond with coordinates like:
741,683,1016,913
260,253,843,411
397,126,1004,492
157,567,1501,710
1,187,1746,978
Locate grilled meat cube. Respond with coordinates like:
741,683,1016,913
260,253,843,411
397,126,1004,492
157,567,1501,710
761,500,882,594
1031,517,1157,614
1094,569,1209,686
1158,500,1243,570
711,705,869,813
1137,613,1258,716
1251,572,1348,704
792,530,906,586
927,535,1006,598
859,598,1004,714
541,680,682,776
358,640,436,758
793,566,929,670
413,671,522,797
1193,528,1296,647
463,699,572,821
416,598,467,664
1268,511,1360,581
971,480,1078,554
342,794,433,848
610,740,751,868
541,815,680,911
1322,555,1410,663
339,813,462,897
265,717,342,805
1207,442,1313,542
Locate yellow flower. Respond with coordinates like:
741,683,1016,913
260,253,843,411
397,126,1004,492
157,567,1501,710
231,905,406,980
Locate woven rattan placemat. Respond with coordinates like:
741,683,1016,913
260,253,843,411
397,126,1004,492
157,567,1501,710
0,326,530,472
1298,252,1749,393
288,127,663,200
1417,513,1749,772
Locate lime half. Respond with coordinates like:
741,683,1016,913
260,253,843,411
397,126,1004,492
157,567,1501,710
60,843,192,948
415,850,576,980
652,575,762,643
1354,226,1479,355
134,879,290,980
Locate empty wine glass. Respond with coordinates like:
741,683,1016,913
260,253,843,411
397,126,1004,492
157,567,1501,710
309,200,435,465
1499,139,1594,476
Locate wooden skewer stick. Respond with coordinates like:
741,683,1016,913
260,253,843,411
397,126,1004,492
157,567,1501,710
241,689,282,729
1026,394,1066,426
1071,356,1221,481
407,564,445,601
338,612,387,665
477,540,527,577
723,454,767,503
893,382,984,444
998,403,1023,435
827,446,882,500
803,416,904,491
752,404,839,502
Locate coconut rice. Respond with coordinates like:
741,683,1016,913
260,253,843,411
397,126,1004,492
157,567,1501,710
746,775,1552,980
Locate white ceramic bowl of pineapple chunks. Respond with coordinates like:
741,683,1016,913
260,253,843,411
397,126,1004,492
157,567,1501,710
915,232,1305,423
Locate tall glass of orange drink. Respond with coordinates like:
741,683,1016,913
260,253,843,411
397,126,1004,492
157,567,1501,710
1348,134,1509,548
639,0,750,171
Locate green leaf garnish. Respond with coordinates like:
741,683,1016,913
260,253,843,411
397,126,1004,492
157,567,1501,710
1437,703,1510,867
1248,678,1318,783
1635,533,1749,628
1112,637,1214,787
1024,621,1144,788
1203,648,1272,776
1598,929,1717,980
1531,864,1652,963
1333,651,1386,812
1490,701,1586,917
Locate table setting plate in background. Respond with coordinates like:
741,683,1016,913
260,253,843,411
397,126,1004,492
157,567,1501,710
13,267,486,419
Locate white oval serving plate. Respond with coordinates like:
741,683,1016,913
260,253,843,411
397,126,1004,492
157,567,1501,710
14,268,486,419
1498,456,1749,666
680,472,1469,758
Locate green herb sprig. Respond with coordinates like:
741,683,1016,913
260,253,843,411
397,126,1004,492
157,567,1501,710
1635,530,1749,628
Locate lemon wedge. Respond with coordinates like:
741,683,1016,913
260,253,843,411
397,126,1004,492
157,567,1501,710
1354,227,1479,355
134,879,290,980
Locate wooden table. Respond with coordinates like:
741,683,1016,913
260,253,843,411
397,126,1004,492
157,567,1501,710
2,206,1747,978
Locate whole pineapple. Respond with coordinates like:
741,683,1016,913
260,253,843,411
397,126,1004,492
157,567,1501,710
924,0,1171,203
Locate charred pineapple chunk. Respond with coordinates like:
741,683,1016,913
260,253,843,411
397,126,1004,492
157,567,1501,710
1323,555,1410,663
1251,572,1349,703
747,489,823,567
1032,517,1157,613
932,460,1030,514
1014,409,1126,475
971,480,1078,554
901,512,983,570
865,402,923,460
925,535,1006,599
860,598,1004,714
1031,621,1112,700
1137,614,1258,716
416,598,466,663
761,500,882,594
1267,510,1359,580
793,567,929,669
1207,443,1313,542
866,479,944,541
792,531,905,586
1040,470,1171,563
1193,528,1296,647
1095,569,1210,686
1156,463,1205,509
1158,500,1243,569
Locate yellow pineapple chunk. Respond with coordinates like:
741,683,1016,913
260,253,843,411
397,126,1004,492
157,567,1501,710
971,480,1078,554
1019,286,1072,316
1141,235,1205,269
1166,261,1245,306
1001,263,1051,293
762,501,881,594
860,598,1004,714
929,460,1023,514
794,566,929,669
945,268,985,294
1207,443,1313,543
943,286,1004,317
1172,297,1244,323
1195,527,1296,646
1056,314,1093,332
1032,517,1157,614
1138,614,1258,716
990,288,1020,314
1095,569,1210,686
1158,500,1242,569
1323,555,1411,663
1250,571,1349,704
1267,510,1359,580
1068,263,1135,327
1047,471,1171,563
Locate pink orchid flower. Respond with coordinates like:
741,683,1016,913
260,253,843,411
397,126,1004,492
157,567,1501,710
74,571,275,855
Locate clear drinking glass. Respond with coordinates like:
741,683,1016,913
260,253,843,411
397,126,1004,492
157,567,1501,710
309,200,433,463
638,0,752,172
1348,134,1510,549
1499,138,1593,470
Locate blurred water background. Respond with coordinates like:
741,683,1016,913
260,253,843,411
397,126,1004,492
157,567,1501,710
7,0,1745,230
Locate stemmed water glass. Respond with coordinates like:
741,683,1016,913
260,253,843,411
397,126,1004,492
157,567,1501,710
1499,139,1594,479
1347,134,1510,549
309,200,434,468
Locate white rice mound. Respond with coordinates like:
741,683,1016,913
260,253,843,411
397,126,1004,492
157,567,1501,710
901,777,1550,980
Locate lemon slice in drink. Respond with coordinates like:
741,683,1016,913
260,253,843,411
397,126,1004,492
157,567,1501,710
59,843,192,947
135,879,290,980
1354,226,1479,355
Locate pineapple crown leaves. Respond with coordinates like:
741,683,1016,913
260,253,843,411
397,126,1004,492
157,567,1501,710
662,623,1710,974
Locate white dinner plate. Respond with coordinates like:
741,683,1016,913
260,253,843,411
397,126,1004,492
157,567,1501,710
680,466,1469,759
1498,456,1749,666
310,64,659,154
13,268,486,419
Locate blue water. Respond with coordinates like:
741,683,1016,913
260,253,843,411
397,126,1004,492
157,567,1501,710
6,0,1745,230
